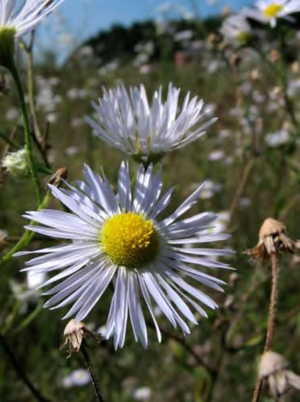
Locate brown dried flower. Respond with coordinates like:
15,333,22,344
246,218,298,262
259,351,300,398
61,319,102,357
48,167,68,187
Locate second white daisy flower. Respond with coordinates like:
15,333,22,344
86,84,217,162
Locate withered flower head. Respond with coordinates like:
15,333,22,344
61,319,102,358
48,167,68,188
246,218,298,262
259,351,300,398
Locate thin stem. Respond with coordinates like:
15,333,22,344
229,158,256,217
0,192,51,265
7,61,43,204
251,379,263,402
250,253,279,402
0,333,50,402
80,341,104,402
147,321,214,375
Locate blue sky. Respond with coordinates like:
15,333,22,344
37,0,255,60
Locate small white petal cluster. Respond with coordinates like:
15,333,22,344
17,162,232,349
220,14,252,44
0,0,66,37
243,0,300,27
2,148,28,177
86,84,217,161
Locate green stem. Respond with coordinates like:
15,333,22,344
7,61,43,204
0,192,51,265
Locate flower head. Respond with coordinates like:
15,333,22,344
86,84,217,163
243,0,300,27
220,14,252,45
17,162,232,349
0,0,66,66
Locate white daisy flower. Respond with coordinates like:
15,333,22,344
0,0,66,37
220,14,252,44
243,0,300,28
16,163,232,349
86,84,217,163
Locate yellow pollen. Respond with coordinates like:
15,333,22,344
101,212,159,268
264,3,283,18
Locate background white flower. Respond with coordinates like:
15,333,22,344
17,162,232,349
220,14,252,44
61,369,90,388
86,84,217,160
243,0,300,27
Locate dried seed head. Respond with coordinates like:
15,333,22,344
259,351,300,397
61,319,102,358
259,351,288,378
245,218,298,262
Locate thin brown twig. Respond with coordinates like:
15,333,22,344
147,321,214,375
80,341,104,402
0,333,50,402
264,253,279,351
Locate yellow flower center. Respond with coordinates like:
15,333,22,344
236,31,252,44
264,3,283,18
101,212,159,268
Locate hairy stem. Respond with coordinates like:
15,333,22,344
250,253,279,402
265,253,279,351
7,61,43,203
